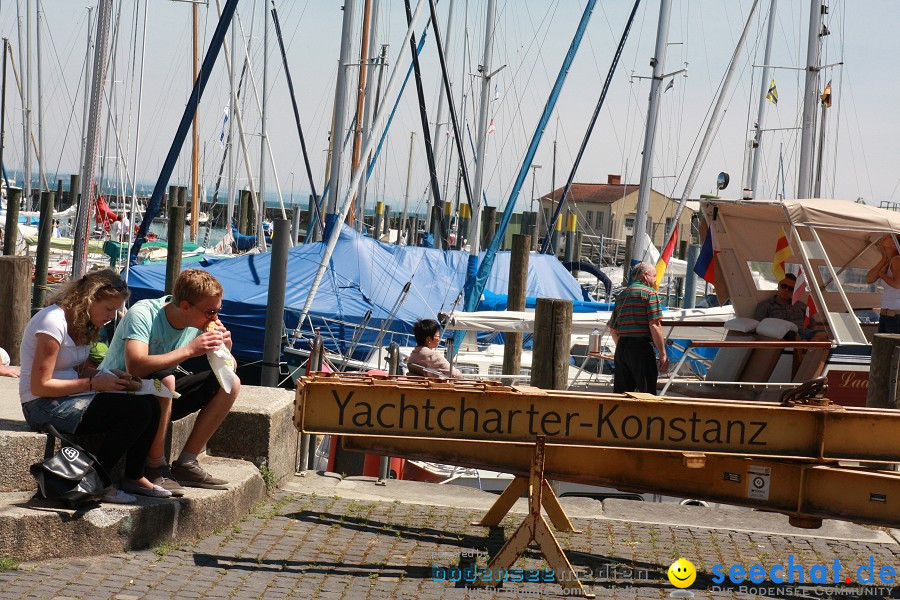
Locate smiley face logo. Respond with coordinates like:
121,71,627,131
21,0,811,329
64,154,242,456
667,558,696,588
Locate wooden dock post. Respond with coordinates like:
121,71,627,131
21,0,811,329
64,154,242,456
502,234,531,383
531,298,573,390
67,174,80,210
374,201,384,241
481,205,496,249
457,203,470,249
32,191,54,312
3,187,21,255
867,334,900,410
0,256,32,364
165,197,185,295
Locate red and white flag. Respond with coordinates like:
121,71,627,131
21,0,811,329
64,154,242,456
792,268,817,327
488,119,496,135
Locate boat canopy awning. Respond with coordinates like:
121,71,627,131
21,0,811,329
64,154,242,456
700,198,895,345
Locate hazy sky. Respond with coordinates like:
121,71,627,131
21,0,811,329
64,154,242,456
0,0,897,224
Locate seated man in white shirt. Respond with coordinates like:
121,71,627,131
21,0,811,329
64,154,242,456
407,319,461,377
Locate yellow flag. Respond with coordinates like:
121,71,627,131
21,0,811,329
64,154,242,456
772,227,793,281
766,80,778,105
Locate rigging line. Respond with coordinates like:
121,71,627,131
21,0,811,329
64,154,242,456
131,0,240,264
426,0,474,210
827,0,845,200
583,5,626,160
45,14,90,178
540,0,641,255
843,70,874,201
403,0,447,246
486,0,558,203
271,0,318,218
667,24,750,202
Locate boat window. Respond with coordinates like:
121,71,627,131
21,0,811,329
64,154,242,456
816,265,881,294
746,261,785,290
747,261,880,294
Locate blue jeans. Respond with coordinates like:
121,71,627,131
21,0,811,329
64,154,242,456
21,393,96,434
878,313,900,335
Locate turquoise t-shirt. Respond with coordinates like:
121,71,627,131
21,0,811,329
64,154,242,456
99,296,201,372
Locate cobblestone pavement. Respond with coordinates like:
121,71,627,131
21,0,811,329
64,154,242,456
1,490,899,599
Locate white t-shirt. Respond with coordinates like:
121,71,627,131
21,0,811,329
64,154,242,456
19,304,90,403
110,220,122,241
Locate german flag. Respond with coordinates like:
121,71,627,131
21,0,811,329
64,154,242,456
655,224,678,289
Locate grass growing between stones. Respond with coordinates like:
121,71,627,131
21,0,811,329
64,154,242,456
0,556,18,571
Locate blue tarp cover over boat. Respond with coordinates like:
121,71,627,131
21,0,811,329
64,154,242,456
124,224,587,361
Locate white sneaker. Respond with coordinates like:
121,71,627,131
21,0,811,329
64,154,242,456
102,487,137,504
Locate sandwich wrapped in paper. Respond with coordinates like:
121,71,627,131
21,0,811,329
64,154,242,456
205,322,237,393
97,369,177,398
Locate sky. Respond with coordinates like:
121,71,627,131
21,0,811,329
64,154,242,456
0,0,897,229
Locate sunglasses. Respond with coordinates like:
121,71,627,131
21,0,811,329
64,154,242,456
188,301,221,318
779,283,795,292
105,278,127,292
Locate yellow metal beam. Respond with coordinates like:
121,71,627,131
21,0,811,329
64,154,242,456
343,435,900,529
295,374,900,463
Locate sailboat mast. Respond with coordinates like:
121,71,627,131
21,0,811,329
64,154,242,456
746,0,777,199
124,0,149,282
36,3,44,196
74,0,113,277
357,0,381,230
468,0,497,257
666,0,760,234
349,0,372,229
258,0,269,236
631,0,672,267
426,0,455,223
399,131,415,244
813,99,827,197
78,6,94,187
0,40,7,192
190,1,200,241
326,0,356,215
24,0,32,208
797,0,826,199
226,16,236,237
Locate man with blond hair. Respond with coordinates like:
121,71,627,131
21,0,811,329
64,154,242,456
100,269,239,494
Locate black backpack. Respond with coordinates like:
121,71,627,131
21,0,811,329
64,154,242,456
30,425,110,507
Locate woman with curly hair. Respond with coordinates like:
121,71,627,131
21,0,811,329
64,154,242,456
19,269,171,503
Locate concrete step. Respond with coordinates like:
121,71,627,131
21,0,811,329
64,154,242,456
0,455,266,561
0,380,299,493
0,379,300,561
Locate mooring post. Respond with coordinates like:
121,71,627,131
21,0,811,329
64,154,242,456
68,174,80,210
0,256,31,364
301,334,325,472
32,190,54,312
502,234,530,383
165,196,185,295
481,205,496,249
3,187,21,255
261,219,290,388
378,342,401,485
531,298,573,390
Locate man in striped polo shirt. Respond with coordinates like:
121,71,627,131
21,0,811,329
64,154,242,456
608,262,668,394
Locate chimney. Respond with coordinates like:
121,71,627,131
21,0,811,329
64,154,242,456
607,174,622,185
